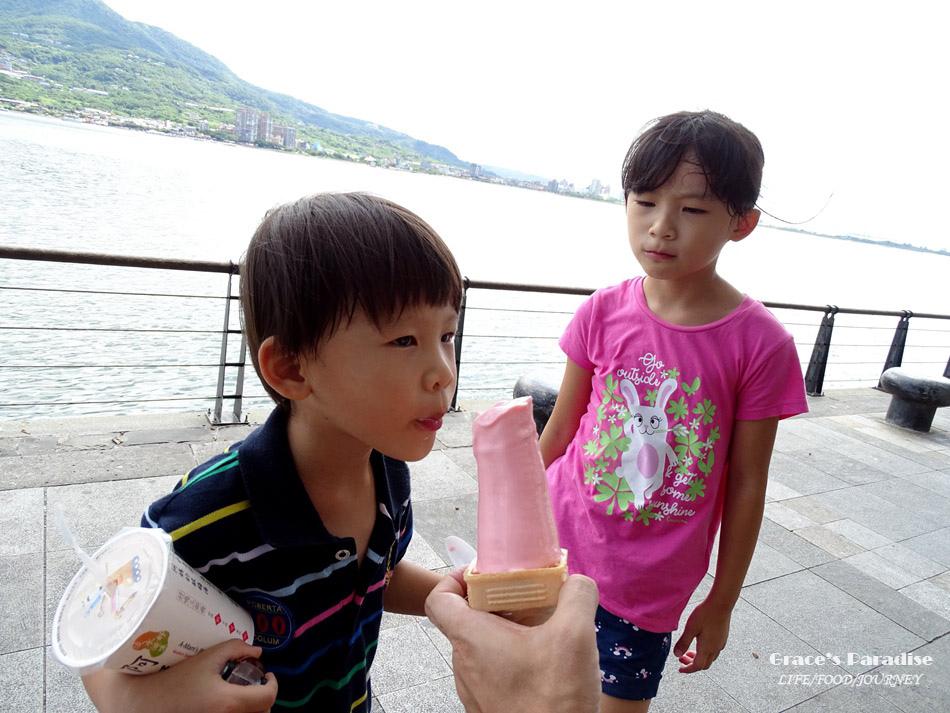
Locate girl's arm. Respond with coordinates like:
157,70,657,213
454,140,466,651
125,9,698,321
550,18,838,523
538,358,593,468
673,416,779,673
383,559,442,615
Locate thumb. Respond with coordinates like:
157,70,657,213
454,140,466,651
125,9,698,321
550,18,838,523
549,574,599,625
673,624,695,657
203,638,263,666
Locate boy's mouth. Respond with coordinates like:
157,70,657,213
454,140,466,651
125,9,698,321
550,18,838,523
644,249,675,260
417,415,444,431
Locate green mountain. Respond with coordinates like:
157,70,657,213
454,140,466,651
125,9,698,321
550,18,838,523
0,0,466,166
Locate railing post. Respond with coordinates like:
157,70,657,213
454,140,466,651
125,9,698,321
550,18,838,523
878,310,912,387
805,306,838,396
450,279,469,411
209,265,245,425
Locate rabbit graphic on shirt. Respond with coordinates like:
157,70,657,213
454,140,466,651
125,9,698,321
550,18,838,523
616,377,679,509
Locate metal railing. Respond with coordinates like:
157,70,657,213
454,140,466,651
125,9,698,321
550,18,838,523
2,246,949,421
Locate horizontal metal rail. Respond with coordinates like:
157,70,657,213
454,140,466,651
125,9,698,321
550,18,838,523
2,247,949,416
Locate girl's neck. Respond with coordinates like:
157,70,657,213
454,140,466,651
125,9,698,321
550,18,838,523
641,274,744,326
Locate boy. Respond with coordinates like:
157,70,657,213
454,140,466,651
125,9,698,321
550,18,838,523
83,192,462,712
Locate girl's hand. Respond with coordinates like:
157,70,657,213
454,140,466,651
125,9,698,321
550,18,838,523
672,598,732,673
83,639,278,713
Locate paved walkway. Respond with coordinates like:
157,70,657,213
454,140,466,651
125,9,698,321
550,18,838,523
1,389,948,712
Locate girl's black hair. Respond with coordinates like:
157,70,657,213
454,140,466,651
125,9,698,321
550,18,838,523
621,110,764,216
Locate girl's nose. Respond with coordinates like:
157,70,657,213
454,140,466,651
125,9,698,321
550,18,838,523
650,210,675,239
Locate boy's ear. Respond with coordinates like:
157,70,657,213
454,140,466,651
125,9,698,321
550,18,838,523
731,209,760,243
257,336,312,401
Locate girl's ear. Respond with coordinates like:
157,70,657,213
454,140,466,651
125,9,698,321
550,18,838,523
731,209,760,243
257,336,312,401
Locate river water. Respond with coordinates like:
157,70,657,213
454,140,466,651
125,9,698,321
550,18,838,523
2,112,948,418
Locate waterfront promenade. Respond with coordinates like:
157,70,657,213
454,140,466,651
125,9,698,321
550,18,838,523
2,388,948,712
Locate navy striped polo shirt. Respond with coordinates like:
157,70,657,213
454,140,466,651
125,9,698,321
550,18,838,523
143,407,412,711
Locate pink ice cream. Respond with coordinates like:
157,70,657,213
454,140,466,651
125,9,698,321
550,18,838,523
473,396,562,573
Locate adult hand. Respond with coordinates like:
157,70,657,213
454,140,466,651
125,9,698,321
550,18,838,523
425,571,601,713
83,639,277,713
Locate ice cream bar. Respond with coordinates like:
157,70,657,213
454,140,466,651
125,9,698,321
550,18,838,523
464,396,567,613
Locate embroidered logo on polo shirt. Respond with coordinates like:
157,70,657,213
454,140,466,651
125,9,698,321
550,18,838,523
241,593,294,650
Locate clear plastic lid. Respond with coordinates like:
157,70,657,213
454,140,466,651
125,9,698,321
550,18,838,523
52,528,169,670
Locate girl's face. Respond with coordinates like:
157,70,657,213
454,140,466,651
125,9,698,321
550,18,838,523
626,158,758,286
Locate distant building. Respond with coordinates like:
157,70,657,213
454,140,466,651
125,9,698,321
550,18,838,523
256,113,272,143
587,179,602,195
546,179,558,192
469,163,482,178
278,125,296,148
198,120,209,131
235,108,259,142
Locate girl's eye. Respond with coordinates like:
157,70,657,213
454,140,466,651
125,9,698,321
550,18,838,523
392,336,416,347
683,206,707,214
442,332,457,343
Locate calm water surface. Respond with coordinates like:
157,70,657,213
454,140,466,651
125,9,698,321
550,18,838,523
2,112,948,417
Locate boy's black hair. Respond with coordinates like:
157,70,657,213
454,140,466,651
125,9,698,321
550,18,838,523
240,192,463,411
621,110,764,216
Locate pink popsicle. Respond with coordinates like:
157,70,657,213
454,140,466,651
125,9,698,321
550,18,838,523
472,396,562,573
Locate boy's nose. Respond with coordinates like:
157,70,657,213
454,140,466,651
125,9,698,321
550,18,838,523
425,348,456,392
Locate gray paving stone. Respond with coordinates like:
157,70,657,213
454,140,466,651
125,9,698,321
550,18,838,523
651,666,748,712
375,673,464,713
808,487,941,542
442,447,477,479
764,501,818,531
411,493,479,568
765,478,801,503
756,519,836,569
874,542,946,580
767,452,849,496
861,477,950,527
899,579,950,621
0,553,44,654
46,475,181,553
812,560,950,642
118,427,214,446
835,439,933,478
403,531,449,572
742,541,805,586
699,598,840,712
795,525,866,559
904,469,950,500
0,443,196,489
742,570,924,674
900,527,950,569
844,549,924,592
372,622,452,696
0,487,44,556
870,634,950,713
823,519,893,550
783,681,906,712
408,451,477,503
0,648,45,712
46,644,99,713
782,495,847,525
787,447,891,486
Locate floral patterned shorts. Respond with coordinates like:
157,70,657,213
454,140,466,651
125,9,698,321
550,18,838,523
596,605,671,700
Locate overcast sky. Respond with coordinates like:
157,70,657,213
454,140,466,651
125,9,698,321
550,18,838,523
101,0,949,250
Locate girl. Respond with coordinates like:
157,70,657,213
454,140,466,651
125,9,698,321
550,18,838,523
539,110,808,712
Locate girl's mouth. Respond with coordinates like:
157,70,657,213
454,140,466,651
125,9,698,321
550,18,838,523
417,416,444,431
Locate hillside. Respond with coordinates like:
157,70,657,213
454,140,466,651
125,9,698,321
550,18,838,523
0,0,466,166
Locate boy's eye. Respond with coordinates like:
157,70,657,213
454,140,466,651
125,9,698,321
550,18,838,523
442,331,457,343
683,206,707,214
391,336,416,347
634,200,655,208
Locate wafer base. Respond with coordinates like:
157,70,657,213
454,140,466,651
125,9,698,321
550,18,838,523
464,550,568,613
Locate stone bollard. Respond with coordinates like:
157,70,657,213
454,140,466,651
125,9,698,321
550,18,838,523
513,374,560,436
879,367,950,432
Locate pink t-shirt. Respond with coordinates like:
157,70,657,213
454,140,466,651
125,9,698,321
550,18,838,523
547,277,808,631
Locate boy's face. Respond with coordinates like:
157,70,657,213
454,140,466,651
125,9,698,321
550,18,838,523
295,301,459,463
626,157,757,284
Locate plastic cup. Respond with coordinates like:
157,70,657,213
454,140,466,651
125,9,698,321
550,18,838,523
51,527,254,676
